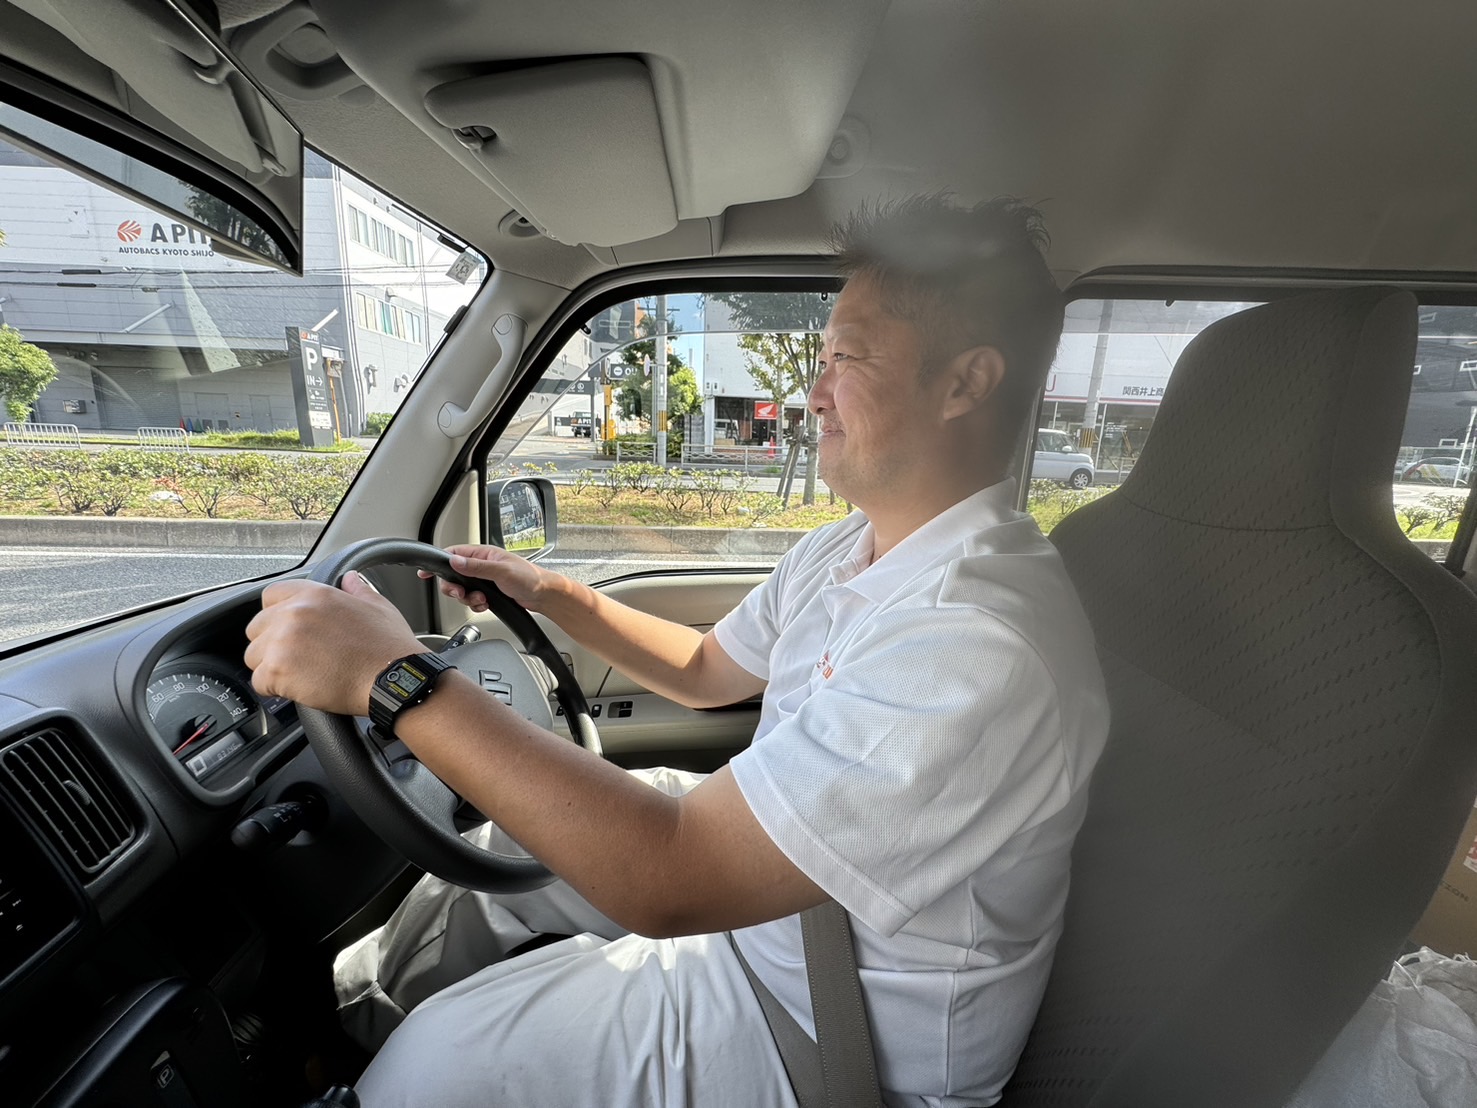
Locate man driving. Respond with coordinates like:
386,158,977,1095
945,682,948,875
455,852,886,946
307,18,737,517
245,195,1109,1107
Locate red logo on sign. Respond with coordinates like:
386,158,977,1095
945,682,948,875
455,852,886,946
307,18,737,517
754,401,779,420
117,220,143,242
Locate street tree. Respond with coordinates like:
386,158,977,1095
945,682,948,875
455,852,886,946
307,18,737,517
709,292,830,504
614,311,700,430
185,189,278,259
0,324,59,423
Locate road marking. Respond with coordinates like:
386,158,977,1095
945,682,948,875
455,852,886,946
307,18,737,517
0,548,302,560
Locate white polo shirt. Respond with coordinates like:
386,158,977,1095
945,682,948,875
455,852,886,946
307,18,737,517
715,479,1108,1107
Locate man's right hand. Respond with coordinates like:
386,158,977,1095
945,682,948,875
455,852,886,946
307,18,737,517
422,543,763,711
419,545,558,613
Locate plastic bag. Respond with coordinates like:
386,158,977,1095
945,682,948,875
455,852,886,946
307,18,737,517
1288,948,1477,1108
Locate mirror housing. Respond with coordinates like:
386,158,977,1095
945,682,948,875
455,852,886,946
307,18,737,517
486,477,558,560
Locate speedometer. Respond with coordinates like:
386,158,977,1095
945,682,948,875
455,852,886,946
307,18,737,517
145,669,265,778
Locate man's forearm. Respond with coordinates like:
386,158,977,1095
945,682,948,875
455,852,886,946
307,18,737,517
396,672,824,936
538,575,757,709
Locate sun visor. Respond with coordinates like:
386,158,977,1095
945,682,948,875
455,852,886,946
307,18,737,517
423,58,676,248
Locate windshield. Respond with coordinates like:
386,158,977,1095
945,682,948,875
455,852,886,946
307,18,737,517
0,135,485,650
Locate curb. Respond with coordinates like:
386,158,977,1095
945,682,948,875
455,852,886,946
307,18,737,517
0,515,326,551
0,515,1452,564
0,515,807,558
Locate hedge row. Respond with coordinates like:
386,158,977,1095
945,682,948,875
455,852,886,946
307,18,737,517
0,449,365,521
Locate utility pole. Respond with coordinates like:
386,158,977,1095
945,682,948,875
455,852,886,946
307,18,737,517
654,294,669,467
1081,299,1113,462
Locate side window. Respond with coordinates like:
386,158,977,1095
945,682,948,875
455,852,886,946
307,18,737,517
1026,298,1476,562
490,290,848,584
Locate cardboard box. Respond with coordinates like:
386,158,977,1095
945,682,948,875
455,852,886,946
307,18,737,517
1410,799,1477,957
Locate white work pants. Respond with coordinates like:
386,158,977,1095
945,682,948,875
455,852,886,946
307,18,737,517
336,768,801,1108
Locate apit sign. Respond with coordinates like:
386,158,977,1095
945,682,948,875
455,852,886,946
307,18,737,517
114,219,217,259
0,166,253,271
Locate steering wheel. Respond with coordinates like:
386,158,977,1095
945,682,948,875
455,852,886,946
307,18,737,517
299,537,601,893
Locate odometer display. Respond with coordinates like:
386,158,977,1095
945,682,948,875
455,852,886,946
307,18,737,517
145,669,265,778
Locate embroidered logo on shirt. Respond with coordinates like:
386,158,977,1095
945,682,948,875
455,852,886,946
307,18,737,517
816,651,834,680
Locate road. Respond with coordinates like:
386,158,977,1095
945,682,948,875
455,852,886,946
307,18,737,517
0,546,768,648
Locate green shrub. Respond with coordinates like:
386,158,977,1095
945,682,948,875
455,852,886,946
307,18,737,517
364,412,394,437
655,469,695,515
611,461,666,493
0,448,48,504
155,454,242,518
273,454,364,519
741,492,786,527
1026,479,1112,534
691,469,751,516
189,429,360,452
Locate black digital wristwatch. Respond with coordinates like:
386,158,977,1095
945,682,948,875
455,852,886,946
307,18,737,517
368,653,456,738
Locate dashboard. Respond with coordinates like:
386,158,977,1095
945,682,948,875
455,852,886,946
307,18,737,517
0,576,413,1103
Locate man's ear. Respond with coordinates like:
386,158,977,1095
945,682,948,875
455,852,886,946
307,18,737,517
940,345,1006,421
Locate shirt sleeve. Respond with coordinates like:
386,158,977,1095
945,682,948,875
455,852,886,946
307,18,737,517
712,538,806,679
729,602,1072,938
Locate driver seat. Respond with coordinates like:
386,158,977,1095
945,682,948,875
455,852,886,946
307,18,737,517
1000,287,1477,1106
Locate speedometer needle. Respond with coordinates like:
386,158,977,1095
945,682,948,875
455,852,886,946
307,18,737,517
174,722,211,756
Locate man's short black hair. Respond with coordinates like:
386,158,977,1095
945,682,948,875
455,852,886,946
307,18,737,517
831,195,1065,452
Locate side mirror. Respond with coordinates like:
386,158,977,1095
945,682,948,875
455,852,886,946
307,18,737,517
486,477,558,560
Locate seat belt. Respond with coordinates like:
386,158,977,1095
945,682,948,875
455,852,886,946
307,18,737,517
729,900,885,1108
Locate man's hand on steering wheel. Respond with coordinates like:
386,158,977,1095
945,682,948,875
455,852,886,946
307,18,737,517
419,544,552,614
245,573,424,715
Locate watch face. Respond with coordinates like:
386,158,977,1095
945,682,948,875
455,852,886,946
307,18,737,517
383,658,434,702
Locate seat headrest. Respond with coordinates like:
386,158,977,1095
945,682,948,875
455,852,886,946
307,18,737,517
1118,287,1417,530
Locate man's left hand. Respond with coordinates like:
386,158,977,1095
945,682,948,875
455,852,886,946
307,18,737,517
245,573,425,715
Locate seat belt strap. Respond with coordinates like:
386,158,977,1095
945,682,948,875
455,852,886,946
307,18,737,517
729,932,827,1108
729,899,884,1108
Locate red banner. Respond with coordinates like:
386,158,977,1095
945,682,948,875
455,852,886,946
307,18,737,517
754,400,779,420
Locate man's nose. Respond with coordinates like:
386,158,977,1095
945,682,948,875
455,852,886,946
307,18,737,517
808,361,834,415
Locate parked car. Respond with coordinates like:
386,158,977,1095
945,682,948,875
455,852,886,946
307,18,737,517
1033,428,1096,488
1401,454,1474,485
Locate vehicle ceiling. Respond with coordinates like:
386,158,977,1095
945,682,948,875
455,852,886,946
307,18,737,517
14,0,1477,291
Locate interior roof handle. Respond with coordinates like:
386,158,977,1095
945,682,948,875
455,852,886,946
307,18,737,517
437,313,526,440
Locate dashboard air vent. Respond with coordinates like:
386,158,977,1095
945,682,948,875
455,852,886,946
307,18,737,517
0,728,136,875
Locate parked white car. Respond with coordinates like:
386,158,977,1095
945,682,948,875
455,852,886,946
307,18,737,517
1033,428,1096,489
1401,454,1474,486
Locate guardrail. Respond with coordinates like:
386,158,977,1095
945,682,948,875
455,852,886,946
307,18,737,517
681,444,787,472
607,441,790,472
4,422,81,447
613,441,656,463
137,427,192,451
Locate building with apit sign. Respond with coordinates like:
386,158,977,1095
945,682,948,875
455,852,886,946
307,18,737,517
0,144,475,436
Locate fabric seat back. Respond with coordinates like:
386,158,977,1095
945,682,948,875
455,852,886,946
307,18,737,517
1002,287,1477,1108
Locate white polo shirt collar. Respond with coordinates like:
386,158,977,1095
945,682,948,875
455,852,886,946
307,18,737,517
826,478,1021,603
